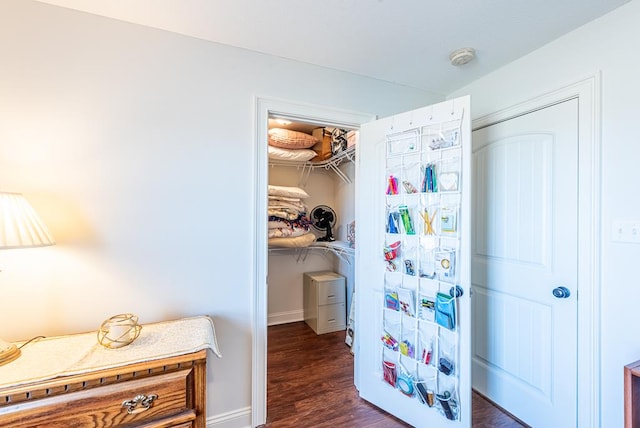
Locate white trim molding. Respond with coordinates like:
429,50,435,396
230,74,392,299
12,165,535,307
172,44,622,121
267,310,303,327
207,406,252,428
471,73,602,428
252,96,375,427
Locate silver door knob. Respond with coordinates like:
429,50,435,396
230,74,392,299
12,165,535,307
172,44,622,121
552,286,571,299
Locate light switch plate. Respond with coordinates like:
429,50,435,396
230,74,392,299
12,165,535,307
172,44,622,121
612,220,640,243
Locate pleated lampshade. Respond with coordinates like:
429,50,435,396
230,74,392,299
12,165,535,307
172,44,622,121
0,191,55,366
0,192,55,249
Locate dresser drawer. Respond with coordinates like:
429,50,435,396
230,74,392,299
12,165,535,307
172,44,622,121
317,302,346,334
317,279,345,306
0,368,194,428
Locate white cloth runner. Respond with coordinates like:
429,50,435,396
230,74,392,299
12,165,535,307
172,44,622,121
0,315,221,389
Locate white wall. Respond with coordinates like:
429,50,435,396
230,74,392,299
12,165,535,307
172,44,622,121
449,1,640,425
334,161,357,317
267,166,337,325
0,0,443,424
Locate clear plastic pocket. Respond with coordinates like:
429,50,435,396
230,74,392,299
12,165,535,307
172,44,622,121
434,292,456,330
402,162,422,194
437,156,461,192
436,389,459,421
382,348,398,387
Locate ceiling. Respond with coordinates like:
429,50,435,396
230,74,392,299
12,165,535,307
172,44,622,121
34,0,629,94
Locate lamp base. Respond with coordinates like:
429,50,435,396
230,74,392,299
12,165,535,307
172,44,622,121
0,342,21,367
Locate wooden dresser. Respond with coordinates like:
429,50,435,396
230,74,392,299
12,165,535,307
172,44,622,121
626,359,640,428
0,350,206,427
0,316,219,428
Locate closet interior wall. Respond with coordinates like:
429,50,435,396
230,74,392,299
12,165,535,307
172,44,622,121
267,121,356,327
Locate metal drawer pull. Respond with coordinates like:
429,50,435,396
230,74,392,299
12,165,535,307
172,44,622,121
122,393,158,414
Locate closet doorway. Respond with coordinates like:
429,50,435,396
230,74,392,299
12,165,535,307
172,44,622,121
252,97,375,427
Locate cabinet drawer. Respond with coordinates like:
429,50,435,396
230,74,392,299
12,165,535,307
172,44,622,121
318,280,345,305
0,369,194,428
317,303,346,333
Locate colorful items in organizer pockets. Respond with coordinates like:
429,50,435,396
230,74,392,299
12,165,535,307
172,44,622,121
382,332,399,351
419,333,434,365
396,363,415,397
438,357,455,376
396,374,414,396
385,289,400,311
419,294,436,321
387,175,399,195
421,342,433,365
422,163,438,193
383,360,397,387
435,292,456,330
435,249,456,281
440,207,457,233
399,339,415,358
384,241,401,272
387,211,400,234
384,241,401,260
420,209,437,235
437,391,458,420
396,362,414,397
416,383,435,407
398,288,415,317
398,205,415,235
404,259,415,276
381,117,464,423
402,180,418,194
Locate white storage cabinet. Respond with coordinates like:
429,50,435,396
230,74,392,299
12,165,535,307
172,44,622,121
303,271,346,334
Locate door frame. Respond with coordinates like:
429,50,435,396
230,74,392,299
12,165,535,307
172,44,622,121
471,74,601,427
252,96,375,427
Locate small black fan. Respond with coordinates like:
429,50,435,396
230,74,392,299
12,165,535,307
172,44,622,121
310,205,337,242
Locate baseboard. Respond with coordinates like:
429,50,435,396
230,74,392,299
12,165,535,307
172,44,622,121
207,406,251,428
267,310,303,326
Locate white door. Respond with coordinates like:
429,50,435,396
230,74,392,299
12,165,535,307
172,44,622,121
471,99,578,427
356,97,471,427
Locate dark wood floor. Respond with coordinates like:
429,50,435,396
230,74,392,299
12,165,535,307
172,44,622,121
264,322,526,428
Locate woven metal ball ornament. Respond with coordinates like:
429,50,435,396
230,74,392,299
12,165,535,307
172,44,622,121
97,313,142,349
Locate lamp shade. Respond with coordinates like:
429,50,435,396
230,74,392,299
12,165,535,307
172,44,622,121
0,192,55,249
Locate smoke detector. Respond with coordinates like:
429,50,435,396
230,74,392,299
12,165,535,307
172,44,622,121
449,47,475,66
